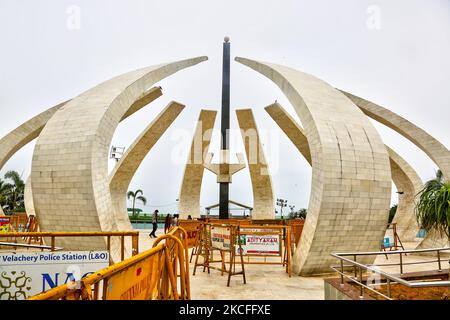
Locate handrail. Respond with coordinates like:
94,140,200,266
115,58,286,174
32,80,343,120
330,247,450,300
331,253,450,288
333,246,450,257
0,231,140,262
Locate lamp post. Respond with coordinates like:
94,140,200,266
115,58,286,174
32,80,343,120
289,205,296,218
276,198,288,219
110,146,125,162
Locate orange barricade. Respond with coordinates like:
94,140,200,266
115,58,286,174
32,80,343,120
29,226,190,300
285,219,305,247
192,222,293,279
177,220,202,248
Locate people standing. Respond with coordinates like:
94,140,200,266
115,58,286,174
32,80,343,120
187,215,192,220
164,214,172,234
149,209,159,238
172,214,179,227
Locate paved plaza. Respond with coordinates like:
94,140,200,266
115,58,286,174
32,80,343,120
136,229,448,300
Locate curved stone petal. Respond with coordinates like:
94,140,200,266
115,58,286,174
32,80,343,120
265,103,423,244
236,108,274,219
109,101,185,229
178,110,217,218
20,87,162,220
387,147,423,242
341,90,450,179
237,57,391,275
340,91,450,249
31,57,207,257
0,101,67,214
24,176,35,217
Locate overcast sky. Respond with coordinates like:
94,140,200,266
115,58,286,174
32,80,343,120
1,0,449,215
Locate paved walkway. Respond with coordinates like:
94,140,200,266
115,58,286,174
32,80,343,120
138,229,449,300
138,229,323,300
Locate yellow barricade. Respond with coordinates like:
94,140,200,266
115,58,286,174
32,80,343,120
28,226,190,300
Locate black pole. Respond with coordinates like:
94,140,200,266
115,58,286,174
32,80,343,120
219,37,230,219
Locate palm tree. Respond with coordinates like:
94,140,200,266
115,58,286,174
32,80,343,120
127,189,147,217
3,171,25,213
415,169,450,240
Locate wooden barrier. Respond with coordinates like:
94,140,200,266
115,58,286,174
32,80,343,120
177,219,202,248
238,225,292,276
29,226,190,300
0,215,42,248
285,219,305,247
193,223,246,287
192,222,293,278
381,222,405,257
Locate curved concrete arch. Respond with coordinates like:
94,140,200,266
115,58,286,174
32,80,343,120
0,101,67,214
31,57,207,258
387,147,423,242
236,57,391,275
24,176,35,217
340,91,450,248
265,103,423,243
265,103,312,164
20,86,163,220
236,108,274,219
109,101,185,229
340,91,450,179
178,109,217,219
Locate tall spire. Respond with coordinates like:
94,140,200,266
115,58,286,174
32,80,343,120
219,36,231,219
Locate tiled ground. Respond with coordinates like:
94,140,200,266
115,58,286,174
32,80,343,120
138,229,449,300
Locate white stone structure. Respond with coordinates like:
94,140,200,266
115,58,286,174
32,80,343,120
1,54,447,273
237,57,392,275
30,57,207,258
178,110,217,218
0,102,67,214
265,103,423,243
236,108,274,219
109,101,185,230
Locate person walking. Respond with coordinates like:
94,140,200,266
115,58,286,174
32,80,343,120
149,209,159,238
164,213,172,234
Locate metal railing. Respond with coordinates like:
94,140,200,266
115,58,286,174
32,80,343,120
0,231,140,263
330,247,450,300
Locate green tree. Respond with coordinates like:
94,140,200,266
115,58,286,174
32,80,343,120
3,170,25,212
415,169,450,240
0,178,13,212
289,208,307,219
127,189,147,217
297,208,307,219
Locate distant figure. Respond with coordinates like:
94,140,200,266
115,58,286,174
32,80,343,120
172,214,179,226
187,215,192,220
149,209,159,238
164,214,172,234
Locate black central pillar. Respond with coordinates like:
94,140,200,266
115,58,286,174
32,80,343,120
219,37,230,219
